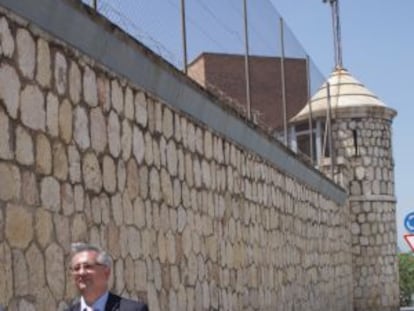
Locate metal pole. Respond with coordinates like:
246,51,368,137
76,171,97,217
181,0,188,74
326,82,334,178
279,17,288,146
243,0,252,120
92,0,97,10
305,55,314,164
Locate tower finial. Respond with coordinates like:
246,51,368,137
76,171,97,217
323,0,343,69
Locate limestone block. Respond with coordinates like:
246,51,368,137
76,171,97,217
90,107,107,153
91,196,102,224
123,193,133,227
149,168,161,202
111,79,124,114
154,101,162,134
97,75,110,112
58,98,73,143
71,213,87,242
108,110,121,157
68,144,81,183
61,182,74,216
74,184,84,212
22,170,39,206
6,203,33,248
16,28,35,79
21,84,45,131
46,92,59,137
193,158,202,188
35,209,53,248
144,132,153,165
174,114,182,143
117,159,126,192
103,155,117,194
114,259,125,293
0,107,13,159
45,243,65,298
161,169,173,206
74,106,90,150
195,127,204,155
0,63,20,119
162,108,174,139
55,51,67,95
133,125,145,164
147,283,161,311
126,159,139,200
124,256,135,292
121,119,132,161
185,153,194,187
53,214,70,252
137,166,148,200
133,197,146,229
36,38,51,87
0,17,14,57
128,226,141,259
204,131,213,160
166,231,176,264
41,176,60,212
0,162,20,201
26,244,46,292
166,140,178,177
201,160,211,188
0,242,13,304
124,87,134,120
69,61,81,103
83,65,98,107
177,284,187,310
111,193,123,226
53,141,68,180
134,260,147,291
186,122,195,152
82,152,102,193
12,249,29,295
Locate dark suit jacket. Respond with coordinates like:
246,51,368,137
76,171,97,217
65,292,148,311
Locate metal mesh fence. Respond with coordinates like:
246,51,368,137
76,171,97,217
82,0,326,152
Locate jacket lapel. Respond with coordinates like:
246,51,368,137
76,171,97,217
104,293,121,311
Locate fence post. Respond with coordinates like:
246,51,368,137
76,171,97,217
181,0,188,74
279,17,288,146
243,0,252,120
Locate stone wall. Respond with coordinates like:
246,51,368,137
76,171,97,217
0,2,352,310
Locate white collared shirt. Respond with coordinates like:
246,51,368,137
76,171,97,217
80,291,109,311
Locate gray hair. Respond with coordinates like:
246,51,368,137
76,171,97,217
70,242,112,268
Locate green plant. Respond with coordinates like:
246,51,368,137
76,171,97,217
399,253,414,306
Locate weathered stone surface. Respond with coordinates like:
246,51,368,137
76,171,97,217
68,144,81,183
133,125,145,164
90,107,107,153
69,61,81,104
108,111,121,157
82,152,102,193
46,92,59,137
126,159,139,200
6,203,33,248
26,244,46,292
134,260,147,291
135,91,147,127
0,242,13,304
204,131,213,160
0,63,20,119
35,209,53,248
0,162,21,201
117,160,126,192
74,106,90,150
124,87,134,120
16,126,34,165
16,28,35,79
163,108,173,139
121,119,132,161
138,166,148,200
21,84,45,131
41,176,60,212
103,155,117,194
71,213,87,242
53,141,68,180
161,169,173,206
144,132,153,165
111,79,124,114
123,192,133,225
61,183,74,216
74,184,84,212
149,168,161,202
0,17,14,57
55,51,67,95
0,107,13,159
53,214,70,252
83,65,98,107
22,170,39,206
59,98,73,143
97,75,110,112
166,140,178,177
36,38,51,87
12,249,29,295
45,243,65,298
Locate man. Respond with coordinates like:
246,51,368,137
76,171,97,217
66,242,148,311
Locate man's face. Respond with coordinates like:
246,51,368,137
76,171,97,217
70,250,110,297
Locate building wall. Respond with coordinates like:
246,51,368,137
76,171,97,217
188,53,308,131
0,1,354,310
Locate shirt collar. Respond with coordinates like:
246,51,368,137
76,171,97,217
80,291,109,311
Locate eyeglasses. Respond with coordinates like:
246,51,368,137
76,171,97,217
69,262,105,274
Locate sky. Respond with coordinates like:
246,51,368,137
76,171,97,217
92,0,413,251
270,0,414,252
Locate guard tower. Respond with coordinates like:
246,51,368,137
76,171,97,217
289,1,399,310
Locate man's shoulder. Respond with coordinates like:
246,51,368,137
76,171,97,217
109,292,149,311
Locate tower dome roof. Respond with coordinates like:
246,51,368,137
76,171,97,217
290,68,396,123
